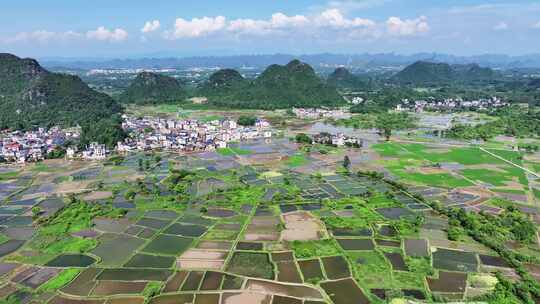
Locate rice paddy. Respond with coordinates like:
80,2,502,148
0,133,537,304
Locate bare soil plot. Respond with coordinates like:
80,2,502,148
320,278,371,304
181,271,204,291
221,292,271,304
91,233,145,266
124,254,175,268
177,249,227,270
143,234,193,256
61,268,101,297
91,281,147,296
149,294,195,304
321,256,350,280
298,259,324,281
384,252,408,271
433,248,478,272
83,191,113,201
163,271,188,293
427,271,467,293
337,239,375,251
93,217,131,233
281,211,323,241
276,261,302,283
196,241,233,250
245,279,323,299
404,239,429,257
200,271,225,290
194,293,220,304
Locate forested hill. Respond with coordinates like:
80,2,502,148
0,53,124,146
119,72,185,105
201,60,344,109
392,61,497,86
327,67,370,90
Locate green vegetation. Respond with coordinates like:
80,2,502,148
28,198,124,254
446,107,540,140
375,112,416,141
0,53,124,146
286,153,308,167
38,269,81,292
291,239,340,258
227,252,274,279
216,147,252,156
200,60,344,109
119,72,185,105
237,115,257,126
392,61,497,86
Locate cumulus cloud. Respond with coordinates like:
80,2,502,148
386,16,429,36
164,9,383,39
533,21,540,29
141,20,160,33
164,16,226,39
86,26,128,42
493,22,509,31
316,9,375,28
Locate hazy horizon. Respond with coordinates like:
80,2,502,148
2,0,540,58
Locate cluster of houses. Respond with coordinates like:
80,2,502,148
292,108,351,120
0,127,79,164
395,97,508,112
116,115,272,153
312,132,363,148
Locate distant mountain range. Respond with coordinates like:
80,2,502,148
41,53,540,70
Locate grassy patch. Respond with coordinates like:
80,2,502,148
286,153,308,167
38,268,80,292
227,252,274,279
216,147,252,156
203,229,238,240
43,237,97,254
291,239,340,258
0,171,19,180
142,281,163,298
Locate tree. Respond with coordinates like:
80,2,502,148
237,115,257,126
375,112,416,141
343,155,351,171
295,133,313,144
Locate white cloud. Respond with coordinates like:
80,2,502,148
2,30,82,44
141,20,161,33
86,26,128,42
386,16,429,36
533,21,540,29
165,16,226,39
493,22,509,31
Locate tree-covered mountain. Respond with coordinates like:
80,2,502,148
119,72,185,104
391,61,497,86
0,53,124,146
327,67,370,90
201,60,344,109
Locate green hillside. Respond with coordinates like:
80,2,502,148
392,61,497,86
201,60,344,109
119,72,185,105
0,53,124,146
327,67,369,89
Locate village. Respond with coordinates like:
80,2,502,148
0,115,275,163
395,96,508,112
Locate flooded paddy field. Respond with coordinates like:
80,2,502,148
0,134,537,303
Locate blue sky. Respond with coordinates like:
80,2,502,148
1,0,539,58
